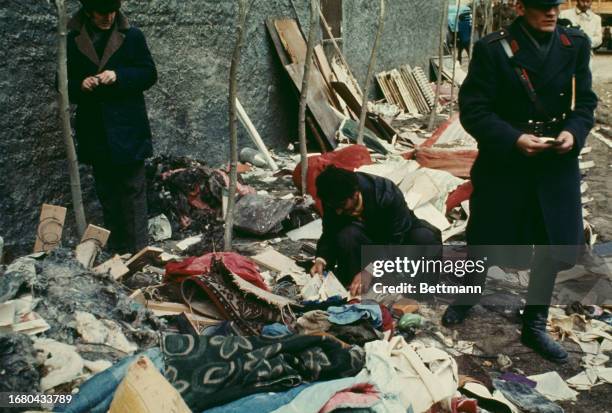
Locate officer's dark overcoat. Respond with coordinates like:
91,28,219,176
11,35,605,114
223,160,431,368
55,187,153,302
459,18,597,247
66,11,157,165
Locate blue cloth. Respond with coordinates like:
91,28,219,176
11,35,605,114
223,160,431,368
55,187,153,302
203,384,309,413
327,304,382,328
261,323,293,338
54,348,163,413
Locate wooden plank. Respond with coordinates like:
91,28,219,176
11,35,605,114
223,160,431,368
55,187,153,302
266,20,291,67
236,98,279,170
76,225,110,269
76,240,100,269
314,45,334,84
286,62,341,148
125,246,164,273
251,247,305,275
33,204,67,253
81,224,110,247
94,255,130,280
331,81,392,139
314,45,345,114
274,19,307,64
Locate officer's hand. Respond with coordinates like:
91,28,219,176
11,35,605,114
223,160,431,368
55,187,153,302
310,258,326,277
553,131,575,155
81,76,99,92
96,70,117,85
516,134,549,156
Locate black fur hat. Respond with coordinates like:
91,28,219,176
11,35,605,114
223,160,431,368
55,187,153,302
80,0,121,13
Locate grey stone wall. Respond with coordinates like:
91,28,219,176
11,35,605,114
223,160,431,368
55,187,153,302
343,0,445,95
0,0,443,254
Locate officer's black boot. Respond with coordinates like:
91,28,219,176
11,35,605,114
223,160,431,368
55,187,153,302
521,305,568,363
442,304,474,326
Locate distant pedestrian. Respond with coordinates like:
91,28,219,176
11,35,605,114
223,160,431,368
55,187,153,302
67,0,157,253
560,0,603,50
457,9,473,63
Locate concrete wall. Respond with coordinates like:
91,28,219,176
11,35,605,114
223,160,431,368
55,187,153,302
0,0,443,254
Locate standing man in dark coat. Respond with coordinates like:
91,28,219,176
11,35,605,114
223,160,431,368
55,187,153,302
310,166,441,296
67,0,157,253
443,0,597,363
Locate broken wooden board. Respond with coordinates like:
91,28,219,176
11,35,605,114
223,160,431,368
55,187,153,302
94,255,130,280
76,224,112,268
274,19,308,64
80,224,110,247
285,62,341,148
125,247,164,274
331,81,395,141
236,98,279,170
76,240,101,269
314,45,345,114
266,19,339,149
33,204,67,253
109,356,191,413
251,247,308,279
145,301,221,326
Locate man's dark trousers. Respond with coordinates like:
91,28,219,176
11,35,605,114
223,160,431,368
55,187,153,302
92,161,148,253
335,220,441,285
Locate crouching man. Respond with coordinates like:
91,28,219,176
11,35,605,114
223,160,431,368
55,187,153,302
310,166,442,296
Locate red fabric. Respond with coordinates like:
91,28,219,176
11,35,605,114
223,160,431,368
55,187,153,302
165,252,269,291
451,397,479,413
293,145,373,214
379,304,394,332
319,383,380,413
415,147,477,178
446,181,473,213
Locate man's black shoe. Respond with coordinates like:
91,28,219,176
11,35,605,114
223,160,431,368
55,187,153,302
441,304,473,326
521,306,568,364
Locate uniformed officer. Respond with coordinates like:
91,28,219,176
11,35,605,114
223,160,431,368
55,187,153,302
443,0,597,363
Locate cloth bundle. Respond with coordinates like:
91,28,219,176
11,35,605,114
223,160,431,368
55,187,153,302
162,333,365,411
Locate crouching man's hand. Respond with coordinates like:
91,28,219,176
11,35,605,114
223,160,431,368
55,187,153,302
310,257,326,277
349,270,373,297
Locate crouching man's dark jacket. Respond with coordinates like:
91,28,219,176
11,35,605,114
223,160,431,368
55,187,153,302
316,172,426,267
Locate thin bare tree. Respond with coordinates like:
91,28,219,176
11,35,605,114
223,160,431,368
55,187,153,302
428,0,449,131
469,0,477,60
225,0,249,251
449,0,461,117
55,0,87,237
357,0,386,146
298,0,319,195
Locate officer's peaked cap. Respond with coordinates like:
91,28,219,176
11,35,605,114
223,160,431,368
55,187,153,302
521,0,565,7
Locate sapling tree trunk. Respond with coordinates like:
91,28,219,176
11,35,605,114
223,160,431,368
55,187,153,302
224,0,249,251
449,0,461,117
56,0,87,237
356,0,386,145
428,0,449,131
298,0,319,196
